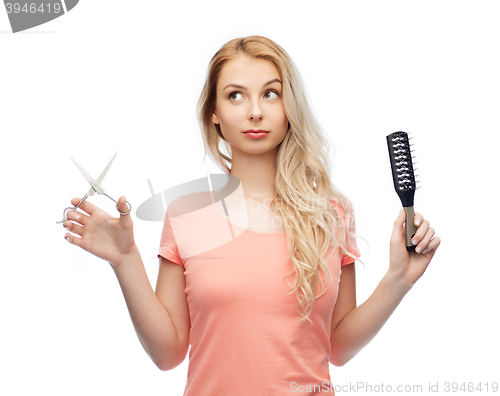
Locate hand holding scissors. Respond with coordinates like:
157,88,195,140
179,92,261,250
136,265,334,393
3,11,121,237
57,152,131,224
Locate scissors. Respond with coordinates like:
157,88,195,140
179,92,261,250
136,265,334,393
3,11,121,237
56,152,132,224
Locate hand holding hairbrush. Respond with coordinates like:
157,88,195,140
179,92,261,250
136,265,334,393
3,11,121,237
387,131,418,251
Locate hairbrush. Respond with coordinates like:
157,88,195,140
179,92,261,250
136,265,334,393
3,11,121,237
386,131,418,251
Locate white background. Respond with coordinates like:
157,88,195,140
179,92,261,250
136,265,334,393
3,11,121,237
1,1,499,395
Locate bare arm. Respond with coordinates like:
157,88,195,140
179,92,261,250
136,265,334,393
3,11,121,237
63,197,189,371
329,210,441,366
112,250,189,370
329,265,410,366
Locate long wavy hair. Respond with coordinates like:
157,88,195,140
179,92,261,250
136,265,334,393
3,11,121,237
197,35,360,323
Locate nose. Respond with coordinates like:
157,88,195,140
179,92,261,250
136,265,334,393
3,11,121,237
248,100,263,121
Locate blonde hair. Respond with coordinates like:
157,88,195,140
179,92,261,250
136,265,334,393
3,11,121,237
197,35,360,323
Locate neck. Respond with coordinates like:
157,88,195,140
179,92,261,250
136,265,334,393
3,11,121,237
229,147,278,202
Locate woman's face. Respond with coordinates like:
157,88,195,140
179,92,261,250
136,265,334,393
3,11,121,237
212,55,289,156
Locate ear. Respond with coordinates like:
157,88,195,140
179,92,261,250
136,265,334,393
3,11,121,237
212,111,220,125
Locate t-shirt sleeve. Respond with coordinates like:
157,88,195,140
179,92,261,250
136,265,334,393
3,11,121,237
158,205,184,267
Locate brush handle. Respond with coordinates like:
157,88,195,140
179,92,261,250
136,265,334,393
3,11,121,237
404,206,417,251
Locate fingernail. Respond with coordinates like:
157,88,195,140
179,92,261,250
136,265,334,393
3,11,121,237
74,214,80,221
416,247,422,253
416,219,421,226
422,249,427,254
65,234,71,243
412,239,418,245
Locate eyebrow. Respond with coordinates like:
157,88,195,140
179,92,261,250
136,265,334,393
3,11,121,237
222,78,282,91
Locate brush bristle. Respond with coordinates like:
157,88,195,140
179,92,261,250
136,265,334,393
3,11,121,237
388,131,417,192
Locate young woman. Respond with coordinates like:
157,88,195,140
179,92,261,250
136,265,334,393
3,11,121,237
62,35,440,395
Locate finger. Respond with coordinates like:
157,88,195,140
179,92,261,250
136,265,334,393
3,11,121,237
63,220,83,237
64,232,83,247
415,227,435,254
70,197,99,215
414,212,424,227
411,219,429,246
394,208,405,227
422,236,441,255
391,208,406,243
66,208,89,225
117,195,129,213
118,196,132,225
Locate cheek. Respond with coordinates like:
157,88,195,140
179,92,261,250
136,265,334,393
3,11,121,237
218,108,239,130
274,102,287,122
281,113,288,127
276,108,288,129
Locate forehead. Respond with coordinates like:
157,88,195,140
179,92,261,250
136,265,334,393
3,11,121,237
217,56,280,87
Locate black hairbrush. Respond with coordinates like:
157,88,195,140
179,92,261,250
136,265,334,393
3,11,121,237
386,131,418,251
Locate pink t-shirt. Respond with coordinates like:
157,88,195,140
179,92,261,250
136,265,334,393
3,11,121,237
158,191,361,395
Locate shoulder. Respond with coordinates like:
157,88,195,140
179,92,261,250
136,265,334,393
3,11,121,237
327,195,353,217
167,191,212,217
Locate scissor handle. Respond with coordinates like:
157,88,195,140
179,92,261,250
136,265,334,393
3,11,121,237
116,200,132,216
56,206,77,224
56,195,88,224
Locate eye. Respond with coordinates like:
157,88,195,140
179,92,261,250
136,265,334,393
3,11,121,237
229,91,243,100
264,90,279,99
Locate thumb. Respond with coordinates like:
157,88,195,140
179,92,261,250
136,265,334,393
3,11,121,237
117,196,132,222
392,208,406,236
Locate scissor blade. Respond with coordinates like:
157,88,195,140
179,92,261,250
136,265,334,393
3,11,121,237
71,157,99,197
96,152,118,185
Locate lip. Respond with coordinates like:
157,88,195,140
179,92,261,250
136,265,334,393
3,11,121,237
243,129,270,140
243,129,270,134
